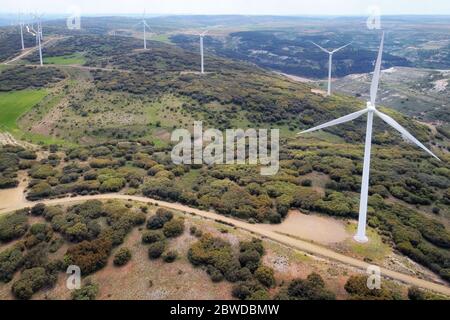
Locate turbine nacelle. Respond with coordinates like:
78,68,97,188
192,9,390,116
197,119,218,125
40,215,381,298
366,102,376,111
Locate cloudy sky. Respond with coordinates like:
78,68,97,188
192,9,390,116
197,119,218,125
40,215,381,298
4,0,450,15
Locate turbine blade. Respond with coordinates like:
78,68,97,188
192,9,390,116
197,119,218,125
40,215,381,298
310,41,330,54
370,32,385,106
332,42,352,53
299,109,368,134
375,110,440,161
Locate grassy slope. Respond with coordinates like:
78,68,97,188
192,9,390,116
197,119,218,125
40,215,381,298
0,89,47,134
44,53,86,66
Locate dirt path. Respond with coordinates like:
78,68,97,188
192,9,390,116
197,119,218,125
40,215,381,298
2,37,63,65
0,193,449,296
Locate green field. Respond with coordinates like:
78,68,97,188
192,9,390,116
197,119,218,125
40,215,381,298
0,89,48,134
44,53,86,65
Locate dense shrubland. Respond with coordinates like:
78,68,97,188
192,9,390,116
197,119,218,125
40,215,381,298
188,235,276,300
14,138,449,280
0,145,38,190
0,66,65,91
0,200,146,299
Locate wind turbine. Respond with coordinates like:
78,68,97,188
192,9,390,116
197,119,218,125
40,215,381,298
310,41,352,96
139,12,151,50
199,31,208,74
299,33,440,243
26,17,43,66
18,12,25,50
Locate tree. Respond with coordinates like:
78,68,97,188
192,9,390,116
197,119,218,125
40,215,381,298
71,283,99,300
113,248,132,266
12,267,56,300
162,251,178,263
162,218,185,238
65,237,113,275
142,230,165,244
255,266,275,288
148,241,165,259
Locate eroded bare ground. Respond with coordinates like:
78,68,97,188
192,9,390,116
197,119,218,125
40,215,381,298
0,132,36,150
260,210,350,245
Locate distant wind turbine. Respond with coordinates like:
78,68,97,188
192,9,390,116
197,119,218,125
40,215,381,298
199,31,208,74
139,11,151,50
310,41,352,96
18,13,25,50
299,33,440,243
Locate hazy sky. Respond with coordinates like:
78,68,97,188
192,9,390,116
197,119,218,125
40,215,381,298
4,0,450,15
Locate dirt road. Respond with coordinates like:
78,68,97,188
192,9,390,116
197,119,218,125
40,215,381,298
1,193,449,296
2,37,63,65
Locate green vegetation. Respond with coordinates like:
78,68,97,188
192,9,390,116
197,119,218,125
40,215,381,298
44,53,86,66
188,235,275,299
0,211,29,243
275,273,335,300
0,89,47,133
113,248,132,266
344,275,401,300
71,282,99,300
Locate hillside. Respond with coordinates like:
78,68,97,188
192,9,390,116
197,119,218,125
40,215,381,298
0,20,449,298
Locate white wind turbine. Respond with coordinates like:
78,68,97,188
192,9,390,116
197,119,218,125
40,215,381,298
310,40,352,96
18,12,25,50
26,17,43,66
139,12,151,50
199,31,208,74
300,33,440,243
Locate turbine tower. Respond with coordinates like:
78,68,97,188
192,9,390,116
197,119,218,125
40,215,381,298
139,11,151,50
26,17,43,66
300,33,440,243
310,41,352,96
18,13,25,50
199,31,208,74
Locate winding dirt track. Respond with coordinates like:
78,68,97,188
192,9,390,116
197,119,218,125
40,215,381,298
1,193,449,296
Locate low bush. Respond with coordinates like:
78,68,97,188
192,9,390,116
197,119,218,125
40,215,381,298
162,218,185,238
113,248,132,266
148,241,165,259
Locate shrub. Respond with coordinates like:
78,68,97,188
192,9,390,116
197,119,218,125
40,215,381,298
0,177,19,189
142,230,165,244
31,204,46,216
27,182,53,201
113,248,132,266
162,251,178,263
163,218,185,238
64,237,113,275
0,246,24,283
344,275,394,300
188,234,234,269
255,266,275,288
65,222,89,243
287,273,335,300
71,283,99,300
232,280,265,300
239,250,261,272
12,267,56,300
408,287,426,300
100,178,126,192
0,212,29,243
147,215,166,230
148,241,165,260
